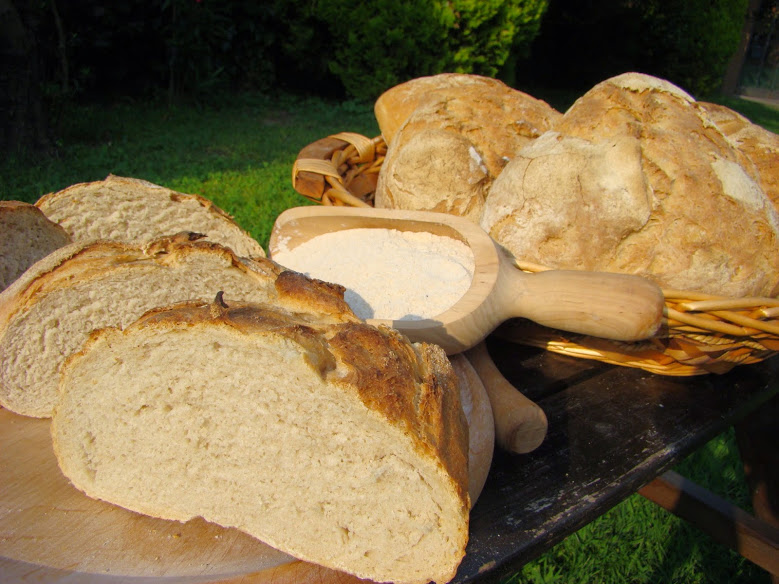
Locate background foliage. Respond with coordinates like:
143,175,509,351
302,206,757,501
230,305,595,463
310,0,550,100
3,0,756,152
518,0,749,96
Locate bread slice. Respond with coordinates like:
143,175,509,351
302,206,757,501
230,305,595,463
51,296,470,584
35,175,265,258
0,233,330,418
0,201,72,291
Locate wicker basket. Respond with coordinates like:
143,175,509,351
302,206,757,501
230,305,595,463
291,132,779,376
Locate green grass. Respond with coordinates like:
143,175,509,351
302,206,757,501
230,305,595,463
504,429,769,584
1,90,777,584
0,92,379,248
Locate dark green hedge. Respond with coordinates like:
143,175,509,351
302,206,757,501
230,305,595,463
11,0,750,104
516,0,749,98
309,0,549,100
10,0,550,104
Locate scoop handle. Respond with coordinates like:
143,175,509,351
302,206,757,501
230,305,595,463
465,341,547,454
500,260,665,342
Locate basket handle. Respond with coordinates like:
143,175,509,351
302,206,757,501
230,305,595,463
292,133,384,206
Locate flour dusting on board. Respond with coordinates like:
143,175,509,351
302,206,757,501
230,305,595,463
272,228,475,320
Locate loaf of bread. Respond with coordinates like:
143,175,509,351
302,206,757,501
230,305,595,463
0,233,297,418
481,73,779,297
51,295,469,584
36,175,265,258
374,74,561,223
0,201,72,291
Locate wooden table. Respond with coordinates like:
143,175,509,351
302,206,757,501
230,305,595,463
3,338,777,583
452,338,779,583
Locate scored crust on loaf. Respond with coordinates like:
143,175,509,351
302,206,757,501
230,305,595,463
35,175,266,258
374,73,522,146
481,72,779,297
0,233,338,418
375,74,561,223
51,297,469,584
0,201,72,291
699,100,779,210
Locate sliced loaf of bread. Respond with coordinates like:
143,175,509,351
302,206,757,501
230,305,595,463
51,295,469,584
35,175,265,258
0,201,72,291
0,233,327,418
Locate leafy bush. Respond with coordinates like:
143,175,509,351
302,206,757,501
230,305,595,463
309,0,454,101
310,0,550,101
1,0,553,116
446,0,548,75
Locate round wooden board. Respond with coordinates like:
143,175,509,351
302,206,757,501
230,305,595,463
0,407,367,583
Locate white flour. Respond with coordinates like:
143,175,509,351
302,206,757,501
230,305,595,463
272,228,474,321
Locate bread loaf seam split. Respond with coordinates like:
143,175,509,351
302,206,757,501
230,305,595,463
51,296,470,584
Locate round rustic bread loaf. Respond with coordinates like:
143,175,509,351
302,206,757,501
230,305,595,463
481,73,779,298
375,74,561,223
374,73,522,145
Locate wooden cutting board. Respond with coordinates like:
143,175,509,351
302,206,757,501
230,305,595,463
0,408,367,583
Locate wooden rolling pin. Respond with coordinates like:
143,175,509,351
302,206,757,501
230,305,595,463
465,341,548,454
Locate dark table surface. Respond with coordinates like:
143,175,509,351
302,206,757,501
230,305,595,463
452,336,779,583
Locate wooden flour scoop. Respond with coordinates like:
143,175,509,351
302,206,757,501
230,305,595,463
269,206,665,353
269,206,664,455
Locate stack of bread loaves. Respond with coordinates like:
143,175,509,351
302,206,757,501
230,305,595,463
373,72,779,299
1,177,488,583
374,73,562,222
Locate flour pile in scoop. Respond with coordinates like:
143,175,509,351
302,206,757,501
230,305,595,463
272,228,474,320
